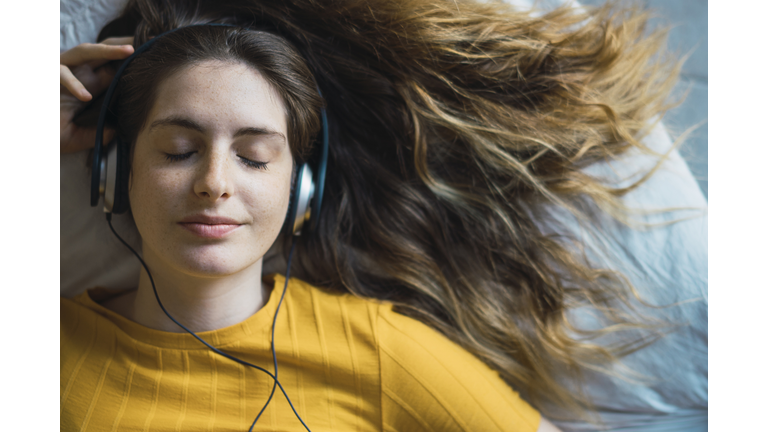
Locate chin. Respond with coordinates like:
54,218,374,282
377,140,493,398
171,246,265,278
139,224,279,280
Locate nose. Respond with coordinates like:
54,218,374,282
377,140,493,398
193,150,234,202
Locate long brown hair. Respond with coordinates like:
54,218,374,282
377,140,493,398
100,0,683,419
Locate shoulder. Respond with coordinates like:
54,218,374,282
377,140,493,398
61,288,132,326
61,290,130,379
280,279,541,431
278,276,384,355
376,305,540,432
60,290,101,331
281,276,383,327
61,288,139,353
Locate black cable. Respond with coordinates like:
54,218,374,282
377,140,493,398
250,239,297,431
106,213,311,431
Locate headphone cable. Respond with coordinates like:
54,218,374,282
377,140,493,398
106,213,311,432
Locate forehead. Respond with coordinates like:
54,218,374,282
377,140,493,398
146,60,288,136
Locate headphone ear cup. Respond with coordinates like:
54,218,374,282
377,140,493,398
286,104,328,236
309,106,329,232
284,164,302,236
286,163,314,236
102,137,131,214
111,138,131,215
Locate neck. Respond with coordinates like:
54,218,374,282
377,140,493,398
125,248,270,333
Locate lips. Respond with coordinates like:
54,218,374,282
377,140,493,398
179,215,243,239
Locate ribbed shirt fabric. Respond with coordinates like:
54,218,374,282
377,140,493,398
61,274,540,432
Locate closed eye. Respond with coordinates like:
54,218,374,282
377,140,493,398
239,156,268,170
164,152,267,170
165,152,195,162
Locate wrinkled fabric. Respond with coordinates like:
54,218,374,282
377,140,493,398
533,123,707,431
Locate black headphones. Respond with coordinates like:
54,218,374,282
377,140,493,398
90,23,329,237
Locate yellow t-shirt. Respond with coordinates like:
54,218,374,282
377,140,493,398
61,274,540,431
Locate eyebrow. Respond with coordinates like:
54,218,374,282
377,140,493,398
149,116,286,141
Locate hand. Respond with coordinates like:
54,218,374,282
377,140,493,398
60,37,134,153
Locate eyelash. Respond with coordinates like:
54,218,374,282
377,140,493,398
165,152,195,162
164,152,268,170
239,158,268,170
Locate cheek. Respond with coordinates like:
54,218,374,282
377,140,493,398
128,165,189,226
242,174,292,225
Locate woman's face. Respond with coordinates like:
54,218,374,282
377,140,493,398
129,60,292,278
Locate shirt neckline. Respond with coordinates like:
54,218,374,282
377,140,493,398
74,273,287,350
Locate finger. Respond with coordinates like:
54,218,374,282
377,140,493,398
85,37,137,69
70,63,119,99
88,64,120,99
99,36,134,46
60,43,134,67
60,65,92,102
86,44,136,70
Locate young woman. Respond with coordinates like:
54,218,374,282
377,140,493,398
60,0,707,430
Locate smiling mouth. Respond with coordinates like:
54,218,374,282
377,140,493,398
178,223,241,239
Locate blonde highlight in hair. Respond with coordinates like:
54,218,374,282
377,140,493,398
103,0,687,421
290,0,683,417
